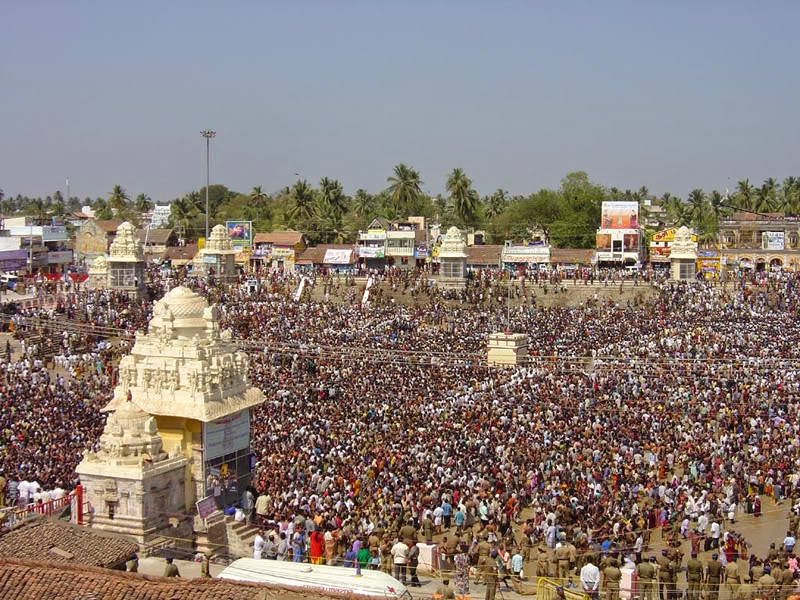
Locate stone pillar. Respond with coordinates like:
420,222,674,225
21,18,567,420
487,332,529,366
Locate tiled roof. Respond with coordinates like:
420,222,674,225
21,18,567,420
0,516,137,568
136,229,174,245
164,244,198,261
466,245,502,265
550,248,595,265
297,244,354,265
93,220,123,233
0,558,340,600
253,231,305,246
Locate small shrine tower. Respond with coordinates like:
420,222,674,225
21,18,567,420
196,224,238,282
438,226,467,288
107,222,146,298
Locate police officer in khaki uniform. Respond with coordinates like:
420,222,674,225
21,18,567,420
603,555,622,600
686,552,704,600
537,543,549,578
657,550,673,600
749,560,764,584
637,556,658,600
556,533,571,583
475,532,492,584
756,566,776,600
723,554,741,600
706,554,723,600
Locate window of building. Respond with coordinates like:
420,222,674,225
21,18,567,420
679,262,695,280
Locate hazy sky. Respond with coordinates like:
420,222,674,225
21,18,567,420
2,1,799,202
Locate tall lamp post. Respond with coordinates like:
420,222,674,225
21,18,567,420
200,129,216,240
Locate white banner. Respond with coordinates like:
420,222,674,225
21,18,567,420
762,231,785,250
323,249,353,264
203,409,250,461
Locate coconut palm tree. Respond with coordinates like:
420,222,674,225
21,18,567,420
687,189,706,226
754,184,774,213
447,168,478,226
666,195,688,226
249,185,268,222
351,189,374,218
707,190,728,222
386,164,422,218
735,179,754,211
108,185,129,213
169,194,200,234
318,177,347,219
134,193,154,214
484,189,508,219
287,179,315,223
92,197,113,221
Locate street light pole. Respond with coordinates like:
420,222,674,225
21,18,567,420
200,129,216,240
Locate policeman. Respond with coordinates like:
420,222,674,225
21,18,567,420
603,555,622,600
637,556,658,600
723,554,741,600
657,550,673,600
706,553,723,600
686,552,704,600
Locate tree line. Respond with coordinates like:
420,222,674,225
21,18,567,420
2,171,799,248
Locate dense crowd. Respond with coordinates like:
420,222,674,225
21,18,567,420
2,267,800,596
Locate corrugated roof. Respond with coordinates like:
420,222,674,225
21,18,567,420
0,516,137,568
466,245,502,265
253,231,305,246
0,558,345,600
550,248,595,265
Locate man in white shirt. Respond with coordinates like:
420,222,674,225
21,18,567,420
253,529,266,559
710,521,721,549
580,558,601,600
391,539,409,584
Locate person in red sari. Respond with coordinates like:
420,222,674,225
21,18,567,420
309,529,324,564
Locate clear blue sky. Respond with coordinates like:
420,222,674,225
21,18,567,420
2,0,799,202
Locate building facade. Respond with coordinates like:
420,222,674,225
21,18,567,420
718,213,800,272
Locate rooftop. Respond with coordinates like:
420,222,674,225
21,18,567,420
253,231,305,246
0,558,339,600
93,220,124,233
0,516,137,568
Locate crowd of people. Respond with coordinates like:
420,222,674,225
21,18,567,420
2,266,800,597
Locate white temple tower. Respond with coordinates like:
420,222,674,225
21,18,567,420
78,286,265,552
107,221,147,298
438,226,467,288
196,224,238,282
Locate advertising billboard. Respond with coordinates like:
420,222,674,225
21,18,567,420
762,231,785,250
203,409,251,461
225,221,253,247
596,233,612,250
623,233,639,251
601,201,639,230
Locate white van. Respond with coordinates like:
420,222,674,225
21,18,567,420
0,274,19,291
217,559,412,599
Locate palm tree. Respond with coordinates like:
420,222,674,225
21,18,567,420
250,185,268,222
687,188,706,226
318,177,347,219
735,179,754,211
351,189,374,218
666,195,688,226
51,198,65,219
754,184,774,213
108,185,129,213
169,194,200,234
186,190,203,212
287,179,315,223
484,189,508,219
92,197,113,221
134,193,154,214
446,168,478,226
782,177,800,215
386,164,422,218
707,190,727,222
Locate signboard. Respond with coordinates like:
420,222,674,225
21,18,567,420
596,233,612,250
600,201,639,230
623,233,639,251
271,247,294,257
414,247,430,258
203,409,250,461
203,255,218,264
762,231,785,250
196,495,217,519
360,231,387,241
358,246,385,258
502,246,550,264
198,237,206,251
323,249,353,264
225,221,253,248
47,250,73,264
